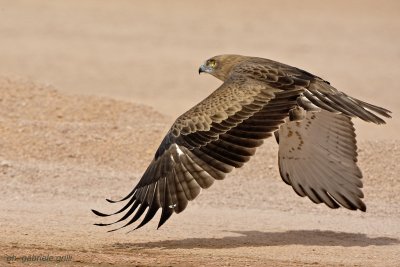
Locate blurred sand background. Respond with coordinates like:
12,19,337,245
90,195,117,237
1,0,400,266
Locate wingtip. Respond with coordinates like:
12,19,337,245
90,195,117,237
126,214,156,232
105,188,137,203
157,208,173,229
94,223,111,226
107,227,121,233
106,198,119,203
91,209,111,217
157,219,167,230
126,227,138,234
134,224,144,231
360,204,367,212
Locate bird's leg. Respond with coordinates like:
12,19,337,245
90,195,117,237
275,106,305,144
289,106,306,121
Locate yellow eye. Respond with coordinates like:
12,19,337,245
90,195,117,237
207,59,217,68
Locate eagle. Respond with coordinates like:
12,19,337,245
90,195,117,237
92,54,391,231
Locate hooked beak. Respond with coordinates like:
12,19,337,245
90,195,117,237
198,64,206,74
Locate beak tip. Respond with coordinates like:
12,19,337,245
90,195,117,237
198,64,206,75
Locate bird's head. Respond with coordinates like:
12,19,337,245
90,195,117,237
199,54,247,81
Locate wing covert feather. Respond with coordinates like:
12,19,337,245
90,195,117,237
231,57,391,123
92,77,302,230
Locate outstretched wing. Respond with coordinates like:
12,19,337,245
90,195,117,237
277,110,366,211
92,75,304,231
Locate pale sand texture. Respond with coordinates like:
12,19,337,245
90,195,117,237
1,1,400,266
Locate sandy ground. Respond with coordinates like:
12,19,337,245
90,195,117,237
1,1,400,266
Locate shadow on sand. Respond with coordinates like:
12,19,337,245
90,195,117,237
111,230,400,250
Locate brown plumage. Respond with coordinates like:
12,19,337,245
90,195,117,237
92,54,391,231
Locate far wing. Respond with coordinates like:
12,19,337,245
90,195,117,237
233,57,391,124
277,110,366,211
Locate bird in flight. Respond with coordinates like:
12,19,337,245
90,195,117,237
92,54,391,232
